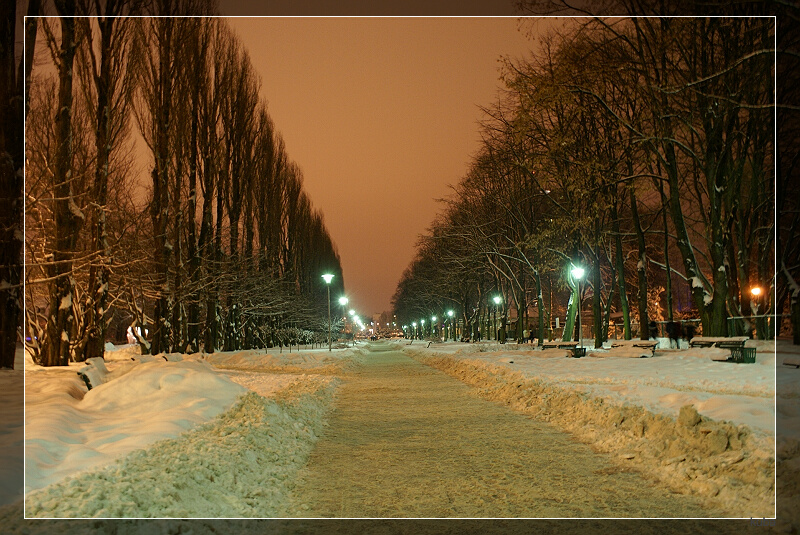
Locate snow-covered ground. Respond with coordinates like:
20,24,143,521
0,343,364,517
406,338,777,437
400,337,795,524
0,337,795,525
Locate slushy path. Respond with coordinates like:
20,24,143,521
288,343,714,518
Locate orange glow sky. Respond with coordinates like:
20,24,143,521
227,18,539,316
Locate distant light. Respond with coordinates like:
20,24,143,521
349,309,355,316
338,296,348,306
447,310,454,317
751,287,762,297
571,266,585,279
421,319,425,325
412,322,417,327
432,316,437,322
493,296,501,305
322,273,334,284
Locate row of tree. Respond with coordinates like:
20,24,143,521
22,2,344,366
393,16,788,347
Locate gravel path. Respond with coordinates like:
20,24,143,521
287,343,717,518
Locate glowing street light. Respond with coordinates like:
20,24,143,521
447,310,454,341
750,286,764,339
338,297,350,346
322,273,334,351
571,266,585,348
492,296,502,341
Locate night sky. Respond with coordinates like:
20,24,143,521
225,17,537,316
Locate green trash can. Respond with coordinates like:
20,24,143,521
572,347,586,358
730,346,756,363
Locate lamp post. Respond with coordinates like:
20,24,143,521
420,319,425,339
751,286,762,339
447,310,454,341
348,309,355,345
571,266,585,348
431,316,437,339
493,296,502,341
338,296,348,345
322,273,334,351
412,322,417,339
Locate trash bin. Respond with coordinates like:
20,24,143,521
730,347,756,363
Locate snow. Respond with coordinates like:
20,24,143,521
24,357,249,494
0,343,364,518
408,340,776,436
0,338,795,523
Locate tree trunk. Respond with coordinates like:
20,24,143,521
630,189,649,339
611,203,631,339
0,0,38,368
84,16,116,362
150,20,173,355
42,10,83,367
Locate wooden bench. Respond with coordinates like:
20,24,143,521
689,336,748,349
76,357,110,390
784,356,800,368
541,340,585,357
610,339,659,357
599,339,658,358
690,337,754,363
542,341,578,349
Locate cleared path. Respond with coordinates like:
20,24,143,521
287,343,715,518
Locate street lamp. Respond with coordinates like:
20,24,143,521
447,310,454,341
322,273,334,351
338,297,349,345
751,286,763,339
571,266,585,348
493,295,502,341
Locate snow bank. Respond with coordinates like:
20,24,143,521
204,346,366,374
421,341,775,433
25,359,249,494
25,377,337,518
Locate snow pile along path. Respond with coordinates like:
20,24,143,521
25,359,248,494
25,376,338,518
205,346,367,375
404,346,774,519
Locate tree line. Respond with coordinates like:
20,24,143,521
21,2,344,366
393,16,788,347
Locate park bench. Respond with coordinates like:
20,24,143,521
689,336,748,349
784,356,800,368
541,340,585,358
76,357,110,390
691,337,755,363
607,339,659,358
